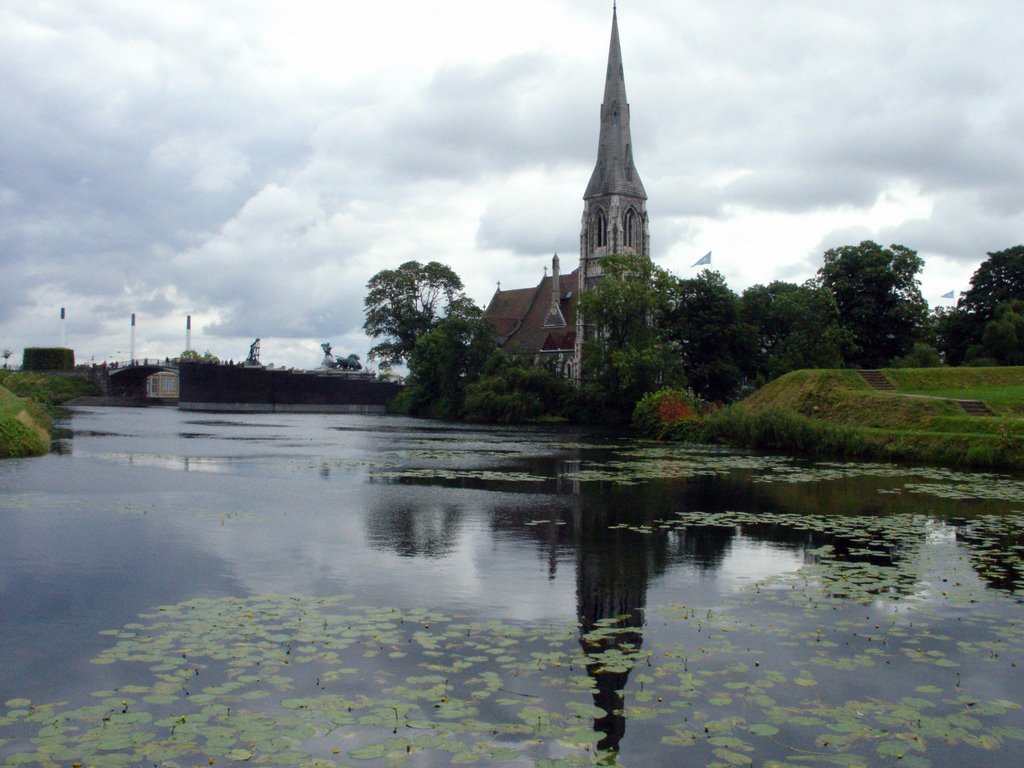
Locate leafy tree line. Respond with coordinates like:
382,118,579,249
362,242,1024,424
934,245,1024,366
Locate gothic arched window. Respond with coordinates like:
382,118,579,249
595,209,608,248
624,208,637,249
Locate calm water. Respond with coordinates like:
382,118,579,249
2,407,1024,767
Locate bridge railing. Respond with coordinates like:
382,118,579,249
104,358,180,371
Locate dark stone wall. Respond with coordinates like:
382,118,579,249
178,362,400,411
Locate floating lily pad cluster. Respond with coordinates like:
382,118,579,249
4,508,1024,767
366,442,1024,507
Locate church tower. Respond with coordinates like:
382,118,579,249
574,6,649,379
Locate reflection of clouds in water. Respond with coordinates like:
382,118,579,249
169,483,576,622
713,539,806,590
66,409,393,469
88,452,235,474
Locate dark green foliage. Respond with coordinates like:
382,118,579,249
816,241,929,368
891,342,943,368
667,270,755,402
179,349,220,363
959,245,1024,321
462,353,572,423
946,298,1024,367
577,253,684,423
934,305,973,367
740,280,850,381
363,261,477,369
978,300,1024,365
22,347,75,371
937,246,1024,365
400,314,496,419
702,406,870,457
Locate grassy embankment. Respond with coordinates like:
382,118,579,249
703,367,1024,469
0,371,97,458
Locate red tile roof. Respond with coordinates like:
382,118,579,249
484,269,579,354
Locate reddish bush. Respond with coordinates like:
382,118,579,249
655,392,694,425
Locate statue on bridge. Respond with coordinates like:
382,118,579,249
244,339,262,367
320,342,362,371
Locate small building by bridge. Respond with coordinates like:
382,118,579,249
146,370,179,399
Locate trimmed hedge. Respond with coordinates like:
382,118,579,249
22,347,75,371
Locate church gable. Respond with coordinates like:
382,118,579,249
484,286,536,344
484,269,578,355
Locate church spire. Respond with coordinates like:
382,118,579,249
583,6,646,201
574,6,650,381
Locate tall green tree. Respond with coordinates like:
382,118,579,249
816,241,929,368
960,246,1024,319
577,253,683,423
363,261,477,369
462,353,572,423
401,313,495,419
979,299,1024,365
667,269,755,402
937,245,1024,365
740,280,849,381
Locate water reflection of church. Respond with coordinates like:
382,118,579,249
490,484,744,751
485,476,931,752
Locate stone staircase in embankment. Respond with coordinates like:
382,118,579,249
858,369,994,417
857,369,896,391
956,399,993,417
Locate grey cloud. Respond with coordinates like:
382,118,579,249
723,167,881,213
645,177,725,220
475,183,582,257
879,194,1024,264
315,55,595,186
810,226,876,259
633,0,1024,228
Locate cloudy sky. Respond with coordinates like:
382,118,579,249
2,0,1022,368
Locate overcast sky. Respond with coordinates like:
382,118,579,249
2,0,1022,368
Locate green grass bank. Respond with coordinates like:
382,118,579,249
0,385,51,458
699,367,1024,469
0,371,97,459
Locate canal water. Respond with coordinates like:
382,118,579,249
2,406,1024,767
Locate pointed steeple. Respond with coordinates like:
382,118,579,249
584,6,646,201
543,253,567,328
574,5,650,382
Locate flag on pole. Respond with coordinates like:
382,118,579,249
691,251,712,267
941,290,955,299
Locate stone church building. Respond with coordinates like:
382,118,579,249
483,7,649,380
